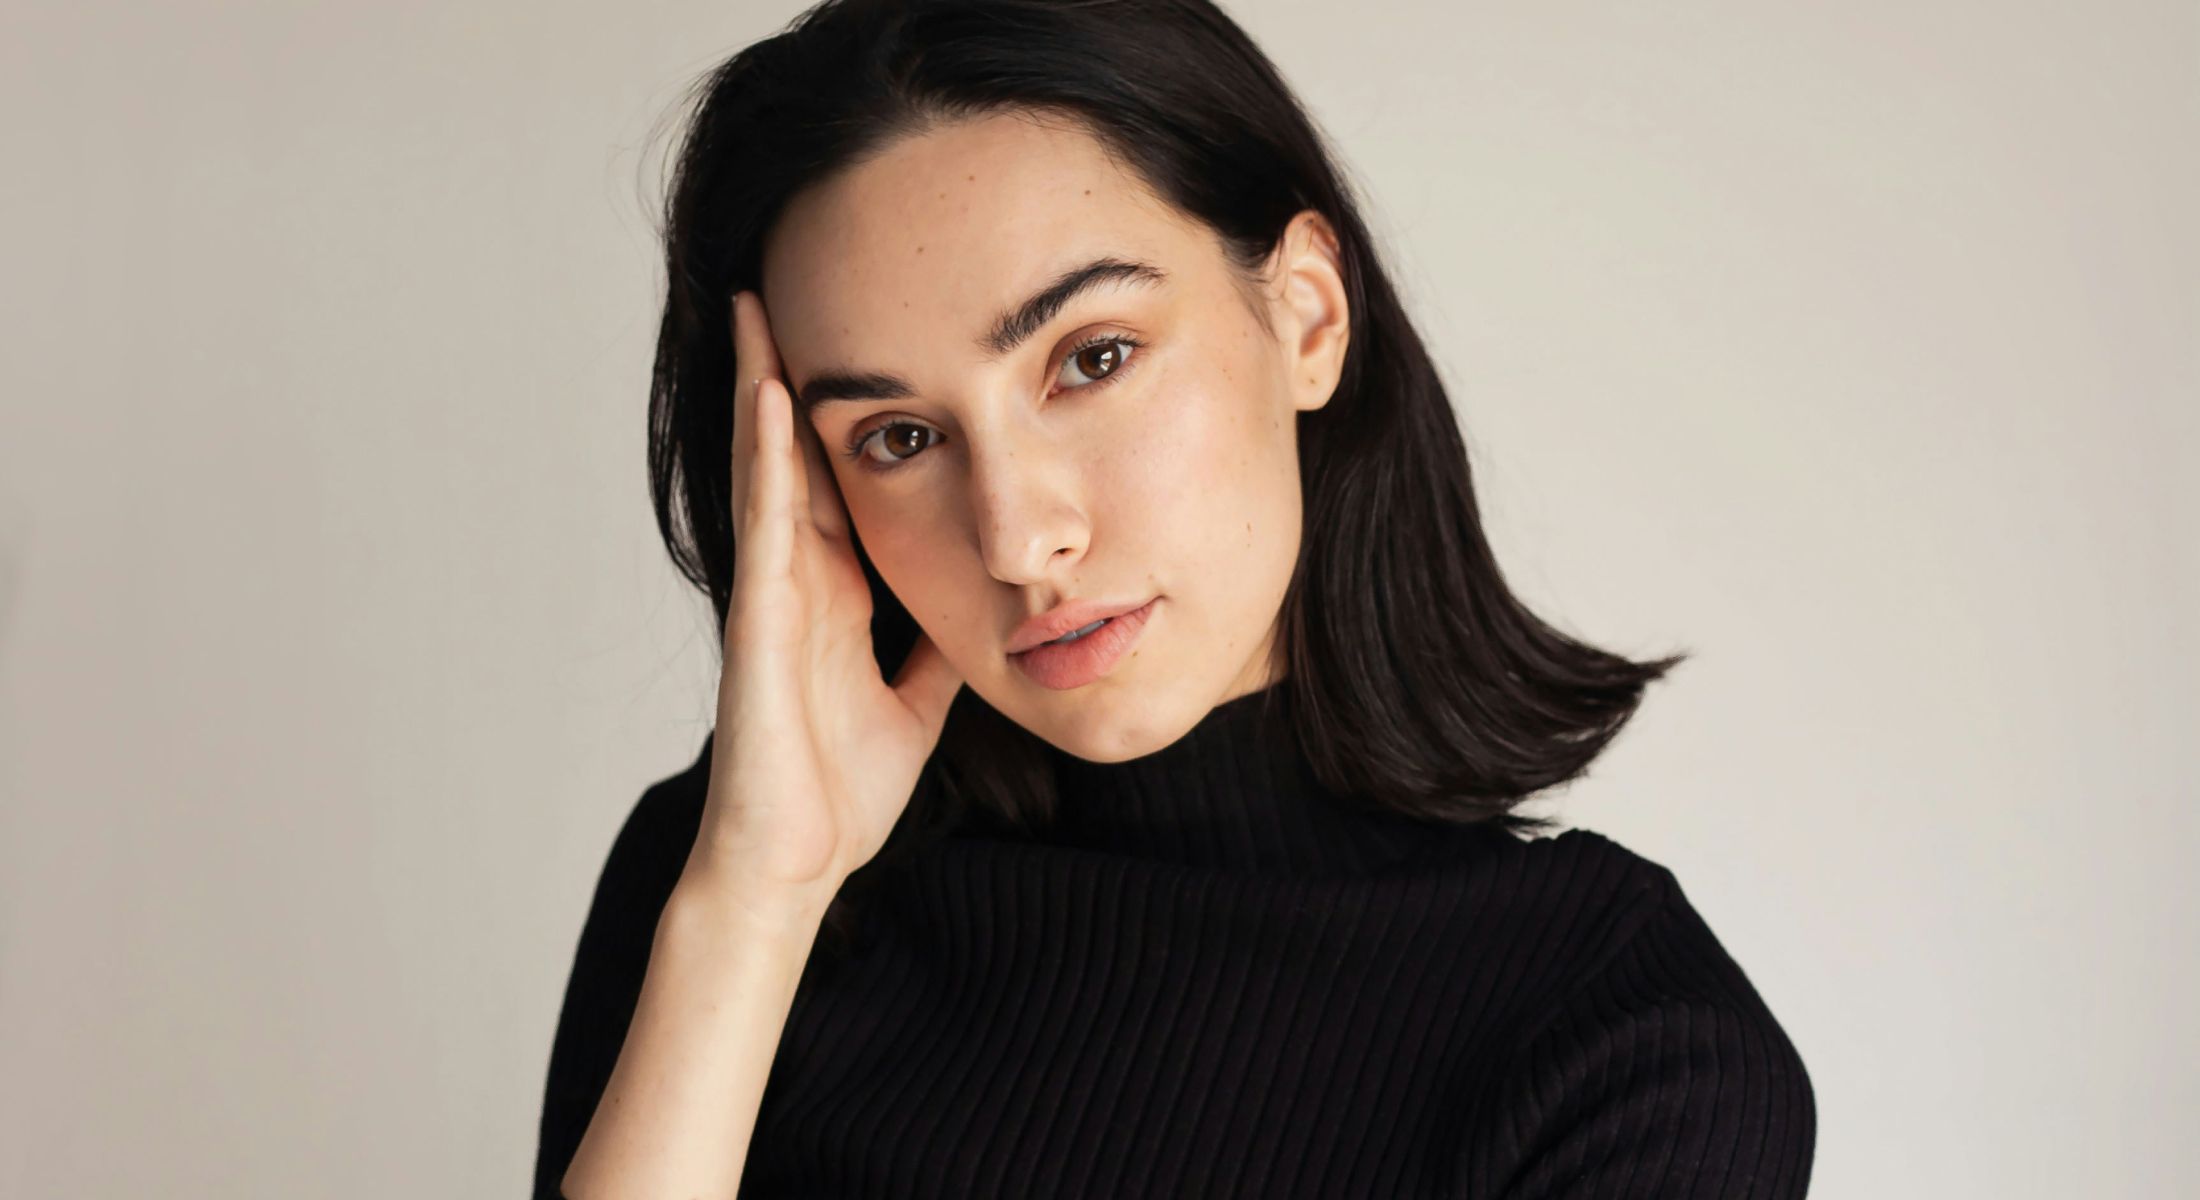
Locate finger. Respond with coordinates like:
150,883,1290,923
741,363,796,585
890,627,966,740
739,287,786,381
736,293,848,544
729,292,760,529
791,407,853,542
731,290,794,535
762,375,811,529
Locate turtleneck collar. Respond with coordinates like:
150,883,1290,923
1026,681,1450,876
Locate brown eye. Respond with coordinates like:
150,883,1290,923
1056,335,1139,389
1075,342,1121,377
855,421,936,467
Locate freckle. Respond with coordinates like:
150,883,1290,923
917,245,924,254
968,174,976,181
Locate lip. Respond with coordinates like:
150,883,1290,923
1007,595,1159,654
1008,596,1159,691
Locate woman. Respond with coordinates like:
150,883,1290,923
538,0,1817,1196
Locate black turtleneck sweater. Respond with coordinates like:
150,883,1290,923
535,686,1816,1197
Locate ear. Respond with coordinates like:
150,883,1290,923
1265,209,1351,414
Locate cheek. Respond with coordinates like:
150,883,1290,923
844,496,932,592
1113,371,1295,542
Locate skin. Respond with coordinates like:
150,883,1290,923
757,109,1351,763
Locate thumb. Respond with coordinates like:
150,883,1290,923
891,629,965,739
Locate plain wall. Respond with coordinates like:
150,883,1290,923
2,1,2192,1195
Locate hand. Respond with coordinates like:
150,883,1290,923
688,290,965,926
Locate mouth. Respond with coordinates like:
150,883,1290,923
1008,597,1161,691
1007,595,1159,655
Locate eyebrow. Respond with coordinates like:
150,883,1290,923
790,256,1168,416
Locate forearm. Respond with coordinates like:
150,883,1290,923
559,868,831,1200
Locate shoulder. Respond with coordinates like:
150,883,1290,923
554,734,715,938
1510,827,1803,1025
1440,826,1682,1000
560,728,716,991
1454,827,1818,1197
604,731,713,886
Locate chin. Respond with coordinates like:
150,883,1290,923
1012,679,1201,764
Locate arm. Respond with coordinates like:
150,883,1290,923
557,864,831,1200
533,763,702,1200
529,739,833,1200
1461,873,1818,1199
539,290,961,1198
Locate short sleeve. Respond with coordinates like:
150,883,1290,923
530,735,713,1200
1459,868,1817,1199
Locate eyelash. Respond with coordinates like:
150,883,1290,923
839,332,1148,474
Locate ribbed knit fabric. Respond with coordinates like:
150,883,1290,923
535,684,1816,1197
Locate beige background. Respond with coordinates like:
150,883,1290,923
3,1,2193,1195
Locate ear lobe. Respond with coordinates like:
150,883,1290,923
1276,210,1350,414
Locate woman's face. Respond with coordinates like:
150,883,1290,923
758,111,1350,761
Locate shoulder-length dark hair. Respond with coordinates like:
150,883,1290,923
644,0,1685,947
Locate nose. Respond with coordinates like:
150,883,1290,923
969,425,1090,587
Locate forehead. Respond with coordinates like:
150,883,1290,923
759,112,1207,377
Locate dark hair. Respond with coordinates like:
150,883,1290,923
643,0,1686,952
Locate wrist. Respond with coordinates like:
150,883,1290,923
670,856,843,940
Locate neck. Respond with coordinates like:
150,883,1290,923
1022,681,1451,875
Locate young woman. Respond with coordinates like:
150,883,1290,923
537,1,1816,1196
